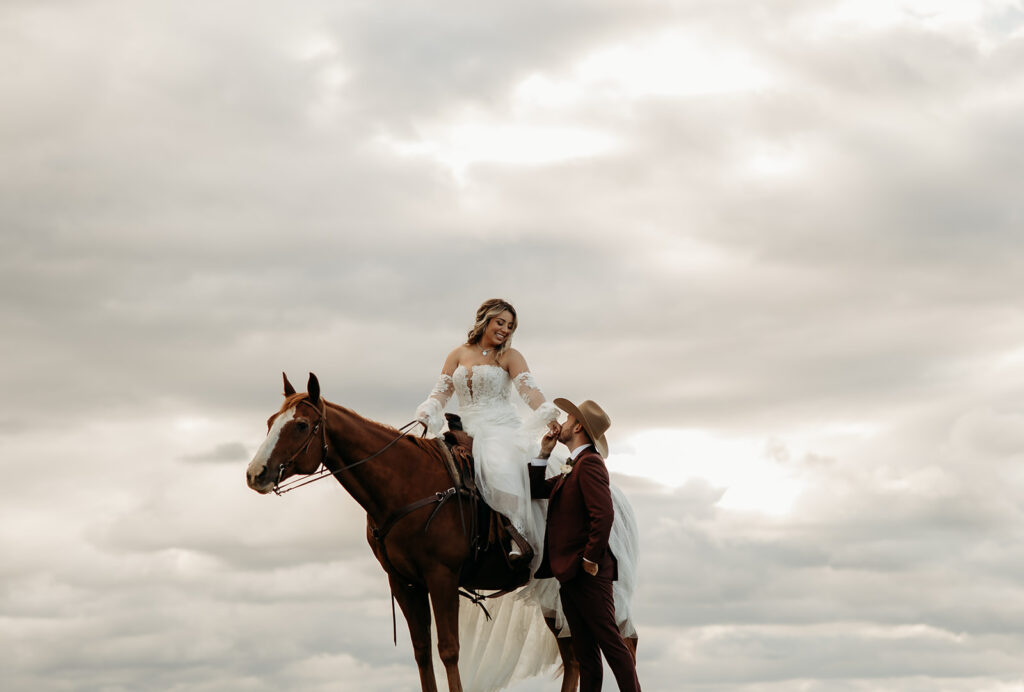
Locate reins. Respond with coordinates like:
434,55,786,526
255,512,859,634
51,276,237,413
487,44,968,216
273,412,424,496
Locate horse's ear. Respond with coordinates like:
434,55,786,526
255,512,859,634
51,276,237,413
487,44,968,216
283,372,296,397
307,372,321,404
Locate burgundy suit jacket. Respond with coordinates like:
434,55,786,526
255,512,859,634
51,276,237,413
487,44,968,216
529,448,618,583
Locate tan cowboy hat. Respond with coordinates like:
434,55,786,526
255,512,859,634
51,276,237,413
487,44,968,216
553,397,611,457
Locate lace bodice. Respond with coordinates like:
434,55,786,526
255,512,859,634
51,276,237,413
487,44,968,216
453,364,513,408
415,363,558,436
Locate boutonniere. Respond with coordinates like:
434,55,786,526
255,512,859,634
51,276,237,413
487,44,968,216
560,462,574,475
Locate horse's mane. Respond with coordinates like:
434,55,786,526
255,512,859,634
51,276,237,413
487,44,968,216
280,393,449,462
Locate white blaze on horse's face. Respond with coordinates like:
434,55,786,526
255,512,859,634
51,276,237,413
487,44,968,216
246,406,297,494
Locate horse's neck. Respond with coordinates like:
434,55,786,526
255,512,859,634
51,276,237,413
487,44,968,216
323,405,440,523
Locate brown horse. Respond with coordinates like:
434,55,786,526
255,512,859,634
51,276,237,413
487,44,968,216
245,372,587,692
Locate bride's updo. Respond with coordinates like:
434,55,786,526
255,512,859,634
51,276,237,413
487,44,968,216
466,298,518,359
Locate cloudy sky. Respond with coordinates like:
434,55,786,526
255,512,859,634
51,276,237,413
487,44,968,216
3,0,1024,690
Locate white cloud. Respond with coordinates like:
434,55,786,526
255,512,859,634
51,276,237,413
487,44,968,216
573,30,778,99
378,114,621,182
513,27,781,113
610,429,806,515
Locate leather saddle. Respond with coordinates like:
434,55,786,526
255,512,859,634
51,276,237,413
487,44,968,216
438,413,534,581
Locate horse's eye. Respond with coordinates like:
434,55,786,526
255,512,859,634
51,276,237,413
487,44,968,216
296,421,309,432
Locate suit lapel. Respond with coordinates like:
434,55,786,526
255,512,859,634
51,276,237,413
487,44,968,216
552,455,583,495
552,470,569,495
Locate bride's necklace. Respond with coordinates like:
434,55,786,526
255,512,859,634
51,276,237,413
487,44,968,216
480,344,494,356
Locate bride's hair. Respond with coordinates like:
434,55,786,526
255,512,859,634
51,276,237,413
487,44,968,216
466,298,518,358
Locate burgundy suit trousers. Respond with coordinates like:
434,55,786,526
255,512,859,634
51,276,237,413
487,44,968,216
559,572,641,692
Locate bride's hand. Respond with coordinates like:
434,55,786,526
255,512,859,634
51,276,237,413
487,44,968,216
540,423,560,457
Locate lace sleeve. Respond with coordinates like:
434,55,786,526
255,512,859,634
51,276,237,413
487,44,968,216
513,371,559,425
415,373,454,436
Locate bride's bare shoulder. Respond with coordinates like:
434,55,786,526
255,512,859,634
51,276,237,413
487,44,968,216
499,348,527,370
442,345,469,373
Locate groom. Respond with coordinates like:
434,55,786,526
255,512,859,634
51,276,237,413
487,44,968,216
529,398,641,692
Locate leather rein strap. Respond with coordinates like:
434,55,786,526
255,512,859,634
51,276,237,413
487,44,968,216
272,400,421,496
270,400,466,566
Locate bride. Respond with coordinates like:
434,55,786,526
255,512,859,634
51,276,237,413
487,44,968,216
415,298,558,566
415,299,640,692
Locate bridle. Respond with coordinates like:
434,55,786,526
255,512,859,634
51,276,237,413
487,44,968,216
270,397,329,493
270,398,423,496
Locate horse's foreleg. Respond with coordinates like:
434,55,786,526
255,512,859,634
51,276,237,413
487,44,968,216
425,569,463,692
545,616,579,692
389,575,438,692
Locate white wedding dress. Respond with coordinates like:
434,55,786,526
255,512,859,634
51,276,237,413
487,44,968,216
416,364,639,692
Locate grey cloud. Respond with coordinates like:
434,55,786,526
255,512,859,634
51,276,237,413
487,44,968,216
331,0,668,122
181,441,250,463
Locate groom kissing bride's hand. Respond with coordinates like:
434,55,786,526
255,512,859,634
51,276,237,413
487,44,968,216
528,398,642,692
539,422,561,458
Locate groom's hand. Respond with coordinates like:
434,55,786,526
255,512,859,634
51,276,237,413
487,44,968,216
539,424,560,458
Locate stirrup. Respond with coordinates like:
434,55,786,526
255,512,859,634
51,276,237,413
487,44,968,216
505,523,534,566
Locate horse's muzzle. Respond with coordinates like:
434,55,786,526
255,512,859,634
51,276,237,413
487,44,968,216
246,465,275,494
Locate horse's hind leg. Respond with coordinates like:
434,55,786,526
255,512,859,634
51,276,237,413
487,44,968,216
425,568,463,692
544,616,579,692
390,575,438,692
